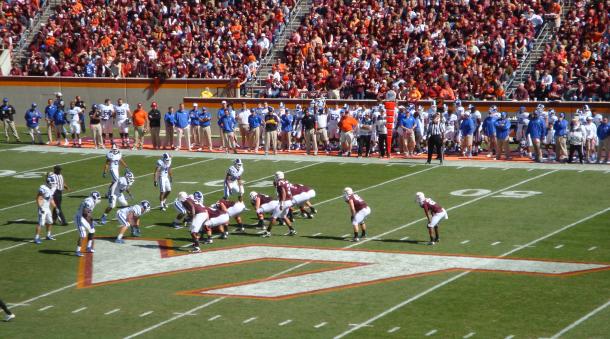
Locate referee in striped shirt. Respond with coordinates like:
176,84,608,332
51,165,69,225
426,113,445,164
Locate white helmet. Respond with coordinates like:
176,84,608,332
415,192,425,205
111,143,119,154
274,171,284,181
234,158,243,168
249,191,258,203
343,187,353,201
177,191,188,202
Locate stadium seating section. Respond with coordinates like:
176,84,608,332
0,0,42,50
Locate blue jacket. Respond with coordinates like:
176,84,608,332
527,117,546,139
217,108,228,120
199,111,211,127
281,114,293,132
494,118,511,139
598,122,609,140
554,119,568,137
53,109,65,125
174,110,190,128
460,117,475,135
248,114,262,129
25,109,42,128
482,116,497,136
189,109,201,126
396,113,415,128
45,104,57,121
164,111,176,126
219,115,236,132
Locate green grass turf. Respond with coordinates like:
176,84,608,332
0,149,608,339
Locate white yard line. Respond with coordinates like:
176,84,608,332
461,240,470,244
341,234,350,238
314,322,328,328
139,311,154,317
312,233,322,236
549,299,610,339
502,168,510,171
11,154,103,177
10,283,77,309
105,308,121,315
554,244,564,249
72,307,87,314
588,246,597,251
208,315,221,321
464,332,476,338
491,241,501,246
425,329,438,336
38,305,54,312
243,317,257,324
400,236,410,241
388,327,400,333
279,319,293,326
333,206,610,339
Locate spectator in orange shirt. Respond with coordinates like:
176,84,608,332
132,103,148,150
338,111,358,156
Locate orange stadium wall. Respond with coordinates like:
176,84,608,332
0,76,238,125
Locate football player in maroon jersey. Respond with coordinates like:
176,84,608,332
203,206,230,242
415,192,448,245
214,198,246,232
249,191,279,229
343,187,371,242
289,183,317,219
262,171,296,237
185,191,209,252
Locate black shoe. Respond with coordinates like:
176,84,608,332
310,206,317,214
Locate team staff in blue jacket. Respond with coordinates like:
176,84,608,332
189,104,201,149
459,112,476,157
25,103,44,144
44,99,57,144
597,116,609,163
248,109,262,152
396,106,416,156
219,109,238,154
174,103,191,151
553,113,568,161
199,107,213,151
280,109,293,151
527,111,546,162
52,101,68,145
494,112,512,160
482,110,497,157
164,106,176,149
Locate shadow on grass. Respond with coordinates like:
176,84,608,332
0,236,31,243
3,220,37,226
38,249,75,256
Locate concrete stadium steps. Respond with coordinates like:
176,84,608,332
13,0,62,67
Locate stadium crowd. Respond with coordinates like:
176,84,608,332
520,0,610,102
2,94,609,164
19,0,293,80
0,0,42,50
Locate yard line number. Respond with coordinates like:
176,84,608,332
450,189,542,199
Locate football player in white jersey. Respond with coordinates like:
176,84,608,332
103,143,129,184
35,175,57,244
74,191,101,257
67,101,83,147
114,98,131,148
115,200,151,243
224,159,244,201
291,104,304,150
328,104,341,149
99,98,115,146
172,191,191,229
100,170,134,225
154,153,173,211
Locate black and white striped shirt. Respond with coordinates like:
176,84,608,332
52,174,65,192
427,121,445,137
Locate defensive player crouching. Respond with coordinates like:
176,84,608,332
75,191,101,257
415,192,448,245
154,153,173,211
185,191,209,253
289,183,317,219
262,171,296,237
214,198,246,233
172,191,191,229
35,175,58,244
249,191,279,230
203,205,231,243
100,170,134,225
343,187,371,242
115,200,151,243
224,159,244,201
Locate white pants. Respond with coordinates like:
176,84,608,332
257,200,279,214
190,212,209,233
224,180,244,198
70,122,81,134
428,209,448,228
205,213,230,228
272,200,293,219
352,206,371,226
108,193,128,209
75,216,94,238
159,177,171,193
38,208,52,226
227,202,246,217
116,119,129,134
174,200,187,214
117,209,131,227
292,191,311,206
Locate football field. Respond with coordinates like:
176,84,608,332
0,143,608,339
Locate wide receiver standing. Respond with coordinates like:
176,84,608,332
224,159,244,201
103,143,129,194
343,187,370,242
34,175,58,244
415,192,448,245
154,153,173,211
74,191,101,257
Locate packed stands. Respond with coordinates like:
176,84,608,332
527,0,609,101
25,0,294,79
0,0,42,50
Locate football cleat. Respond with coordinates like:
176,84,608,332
190,247,202,253
310,206,317,214
46,235,56,241
173,222,183,229
286,230,297,236
204,238,214,244
86,247,95,253
235,227,245,233
75,251,83,257
220,233,228,240
34,238,42,244
351,237,360,242
427,241,436,246
100,214,107,225
261,231,271,238
4,313,15,322
114,238,125,244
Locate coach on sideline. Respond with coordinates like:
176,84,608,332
51,165,69,226
148,102,162,150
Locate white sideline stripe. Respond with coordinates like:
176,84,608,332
314,322,328,328
502,168,510,171
464,332,476,338
480,167,486,170
588,246,597,251
123,298,224,339
388,327,400,333
340,162,346,165
333,207,610,339
528,168,534,172
208,315,221,321
279,319,292,326
410,164,417,167
578,170,585,173
72,307,87,313
491,241,501,246
243,317,257,324
10,283,77,309
105,308,120,315
273,160,281,162
139,311,154,317
38,305,54,311
385,164,393,167
400,236,410,241
550,299,610,339
11,154,103,178
426,329,438,336
554,244,564,249
312,233,322,236
461,240,470,244
362,163,369,166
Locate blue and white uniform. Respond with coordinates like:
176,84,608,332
107,177,130,208
75,197,99,237
224,164,244,198
117,204,144,227
328,108,341,139
106,150,122,182
100,103,114,133
38,184,55,226
114,103,130,133
156,159,172,193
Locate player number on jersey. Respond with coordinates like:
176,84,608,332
450,189,542,199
